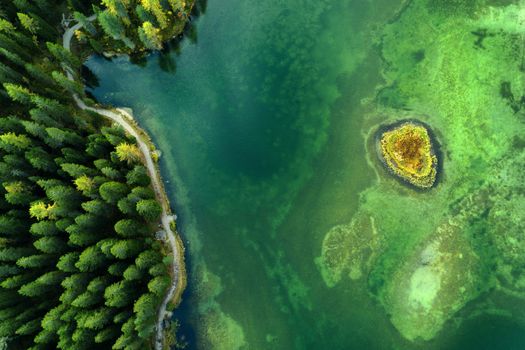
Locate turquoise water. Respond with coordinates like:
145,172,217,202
86,0,525,348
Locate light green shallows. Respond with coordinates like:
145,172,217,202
318,0,525,341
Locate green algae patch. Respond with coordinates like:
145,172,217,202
378,121,438,189
365,0,525,330
192,264,247,349
316,211,381,287
317,0,525,343
487,147,525,296
200,308,247,350
383,218,485,341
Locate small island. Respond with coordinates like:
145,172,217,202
377,120,438,189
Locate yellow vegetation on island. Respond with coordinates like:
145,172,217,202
379,121,438,189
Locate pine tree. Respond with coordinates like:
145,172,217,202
138,21,162,50
78,307,114,332
126,165,150,186
123,264,144,280
100,166,122,180
67,224,102,247
3,181,35,205
148,263,167,277
117,196,137,215
0,18,16,33
133,292,157,338
60,273,90,302
25,147,56,172
16,13,39,34
0,47,26,67
2,273,38,290
0,132,32,151
45,127,83,147
0,215,28,237
18,280,48,297
107,261,128,276
94,325,119,343
46,42,81,71
115,142,141,164
81,199,112,216
21,120,47,139
71,290,100,308
75,245,107,272
30,221,59,236
29,201,57,221
147,275,169,297
104,280,136,307
33,236,68,254
99,181,129,204
36,270,65,286
139,0,168,29
135,5,156,24
136,199,162,222
135,249,160,270
73,12,96,35
29,108,61,128
61,163,94,178
110,239,144,259
0,264,22,278
3,83,33,105
0,62,22,82
0,316,21,337
16,254,54,268
51,71,84,95
25,63,57,90
114,219,147,237
97,11,126,41
102,0,130,25
15,317,42,335
130,186,154,200
0,247,34,262
31,96,69,120
168,0,185,12
56,252,79,273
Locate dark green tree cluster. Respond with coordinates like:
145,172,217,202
0,2,172,349
76,0,195,53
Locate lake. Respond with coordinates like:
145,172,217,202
86,0,525,348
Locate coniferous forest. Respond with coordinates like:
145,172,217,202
0,1,194,349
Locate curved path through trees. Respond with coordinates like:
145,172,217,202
62,15,183,350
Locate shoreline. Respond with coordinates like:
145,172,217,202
62,15,187,350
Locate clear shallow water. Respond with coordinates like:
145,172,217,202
86,0,525,348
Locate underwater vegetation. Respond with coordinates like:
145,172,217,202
316,211,381,287
383,188,492,341
318,0,525,343
377,120,438,189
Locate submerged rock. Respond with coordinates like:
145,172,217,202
377,120,438,189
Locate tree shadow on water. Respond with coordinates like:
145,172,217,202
81,65,100,89
155,0,207,74
158,46,177,74
196,0,208,15
129,54,148,68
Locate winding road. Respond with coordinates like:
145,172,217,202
62,15,183,350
